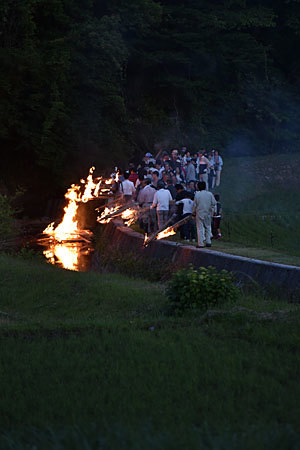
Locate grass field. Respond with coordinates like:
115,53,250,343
0,253,299,449
216,152,300,259
167,233,300,267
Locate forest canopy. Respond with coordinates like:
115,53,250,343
1,0,300,201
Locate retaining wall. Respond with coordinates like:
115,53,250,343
102,220,300,297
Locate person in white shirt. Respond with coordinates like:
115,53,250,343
138,178,157,233
192,181,216,248
176,192,196,241
121,171,136,202
176,195,193,216
151,181,173,229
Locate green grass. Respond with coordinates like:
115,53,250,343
215,152,300,259
217,153,300,214
0,254,163,327
131,222,300,266
174,233,300,266
0,254,300,448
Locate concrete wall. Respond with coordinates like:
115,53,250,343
102,220,300,298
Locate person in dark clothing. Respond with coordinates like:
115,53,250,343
186,180,196,199
167,178,177,200
151,170,159,189
163,162,172,176
175,184,187,201
137,167,147,179
207,153,216,190
166,178,177,218
169,149,181,171
171,184,186,236
176,191,196,241
212,193,222,238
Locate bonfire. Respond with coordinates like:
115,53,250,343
43,166,115,243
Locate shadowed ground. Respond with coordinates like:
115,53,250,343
0,254,299,449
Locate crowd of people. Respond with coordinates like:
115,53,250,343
110,148,223,248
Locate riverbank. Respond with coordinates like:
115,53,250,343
97,221,300,299
130,223,300,267
0,253,299,449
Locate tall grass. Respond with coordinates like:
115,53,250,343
221,214,300,256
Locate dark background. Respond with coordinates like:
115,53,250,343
1,0,300,214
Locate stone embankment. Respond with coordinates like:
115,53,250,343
102,220,300,298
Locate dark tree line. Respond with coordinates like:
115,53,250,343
1,0,300,208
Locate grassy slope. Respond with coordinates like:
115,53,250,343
215,152,300,259
0,254,299,449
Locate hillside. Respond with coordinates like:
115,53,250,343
213,152,300,259
219,152,300,213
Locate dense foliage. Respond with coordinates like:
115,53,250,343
167,265,238,313
0,194,16,241
1,0,300,206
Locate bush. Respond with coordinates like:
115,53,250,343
166,265,238,314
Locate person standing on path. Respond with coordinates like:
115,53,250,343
138,178,157,233
197,151,210,189
151,181,173,229
207,152,216,190
192,181,216,248
186,157,196,183
212,150,223,187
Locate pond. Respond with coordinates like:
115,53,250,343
35,238,95,272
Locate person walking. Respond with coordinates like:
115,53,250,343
151,181,173,229
192,181,216,248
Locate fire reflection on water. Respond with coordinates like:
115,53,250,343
43,242,93,272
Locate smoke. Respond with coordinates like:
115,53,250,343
224,135,255,157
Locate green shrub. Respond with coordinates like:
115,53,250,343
166,265,238,314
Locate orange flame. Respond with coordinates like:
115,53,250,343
82,167,96,202
121,208,138,226
156,226,176,240
43,184,81,242
43,166,109,242
97,205,122,224
143,226,176,248
43,244,79,271
143,233,148,246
